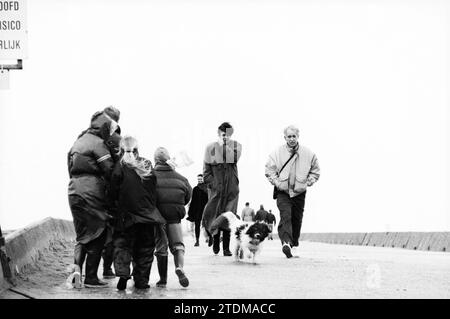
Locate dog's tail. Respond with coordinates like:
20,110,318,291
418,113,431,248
210,211,241,234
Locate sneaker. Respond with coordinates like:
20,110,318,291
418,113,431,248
175,267,189,287
223,250,232,257
194,241,199,247
282,244,293,258
84,278,109,288
103,269,116,279
116,277,128,291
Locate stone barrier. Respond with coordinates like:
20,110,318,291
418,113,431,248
300,232,450,252
4,217,75,277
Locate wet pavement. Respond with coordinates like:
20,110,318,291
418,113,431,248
3,234,450,299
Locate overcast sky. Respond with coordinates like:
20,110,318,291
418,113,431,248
0,0,449,232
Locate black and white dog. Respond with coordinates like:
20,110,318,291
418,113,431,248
210,211,271,264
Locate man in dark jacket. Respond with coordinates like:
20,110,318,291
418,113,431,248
67,111,116,287
186,174,208,247
202,122,242,256
255,205,269,223
153,147,192,288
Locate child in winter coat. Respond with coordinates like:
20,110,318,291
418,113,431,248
153,147,192,288
110,136,166,290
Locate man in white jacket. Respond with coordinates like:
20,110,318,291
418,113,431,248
265,125,320,258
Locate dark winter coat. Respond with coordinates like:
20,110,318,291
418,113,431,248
255,209,269,223
110,158,166,230
153,163,192,224
186,183,208,222
266,213,276,225
202,140,242,236
67,112,115,244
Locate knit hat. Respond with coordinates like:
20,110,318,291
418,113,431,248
154,147,170,164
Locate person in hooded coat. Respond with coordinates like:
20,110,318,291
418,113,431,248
99,106,121,279
67,111,118,287
109,136,166,290
201,122,242,256
68,106,121,282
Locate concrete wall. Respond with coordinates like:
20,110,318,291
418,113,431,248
4,217,75,276
300,232,450,252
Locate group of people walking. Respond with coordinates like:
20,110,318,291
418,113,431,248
67,106,320,291
67,107,191,290
240,203,277,240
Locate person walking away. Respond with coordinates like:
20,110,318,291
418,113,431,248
109,136,166,290
241,202,255,222
255,204,269,223
153,147,192,288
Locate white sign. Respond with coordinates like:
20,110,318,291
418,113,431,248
0,0,28,59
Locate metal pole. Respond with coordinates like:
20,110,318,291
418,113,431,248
0,225,4,246
0,224,13,282
0,59,23,70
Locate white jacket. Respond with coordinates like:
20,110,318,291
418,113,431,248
265,144,320,197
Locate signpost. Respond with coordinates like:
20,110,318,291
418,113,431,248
0,0,27,89
0,225,13,286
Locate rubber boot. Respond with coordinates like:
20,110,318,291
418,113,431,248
84,252,108,288
102,243,115,278
156,255,168,288
207,231,213,247
173,250,189,287
117,277,128,291
222,230,232,256
212,233,221,255
133,254,152,290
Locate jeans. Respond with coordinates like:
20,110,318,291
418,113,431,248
154,223,185,257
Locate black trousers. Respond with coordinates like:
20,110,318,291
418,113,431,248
276,191,306,247
213,229,230,252
102,241,114,271
113,223,155,286
194,219,201,241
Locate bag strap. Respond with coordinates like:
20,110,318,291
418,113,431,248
278,151,297,175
